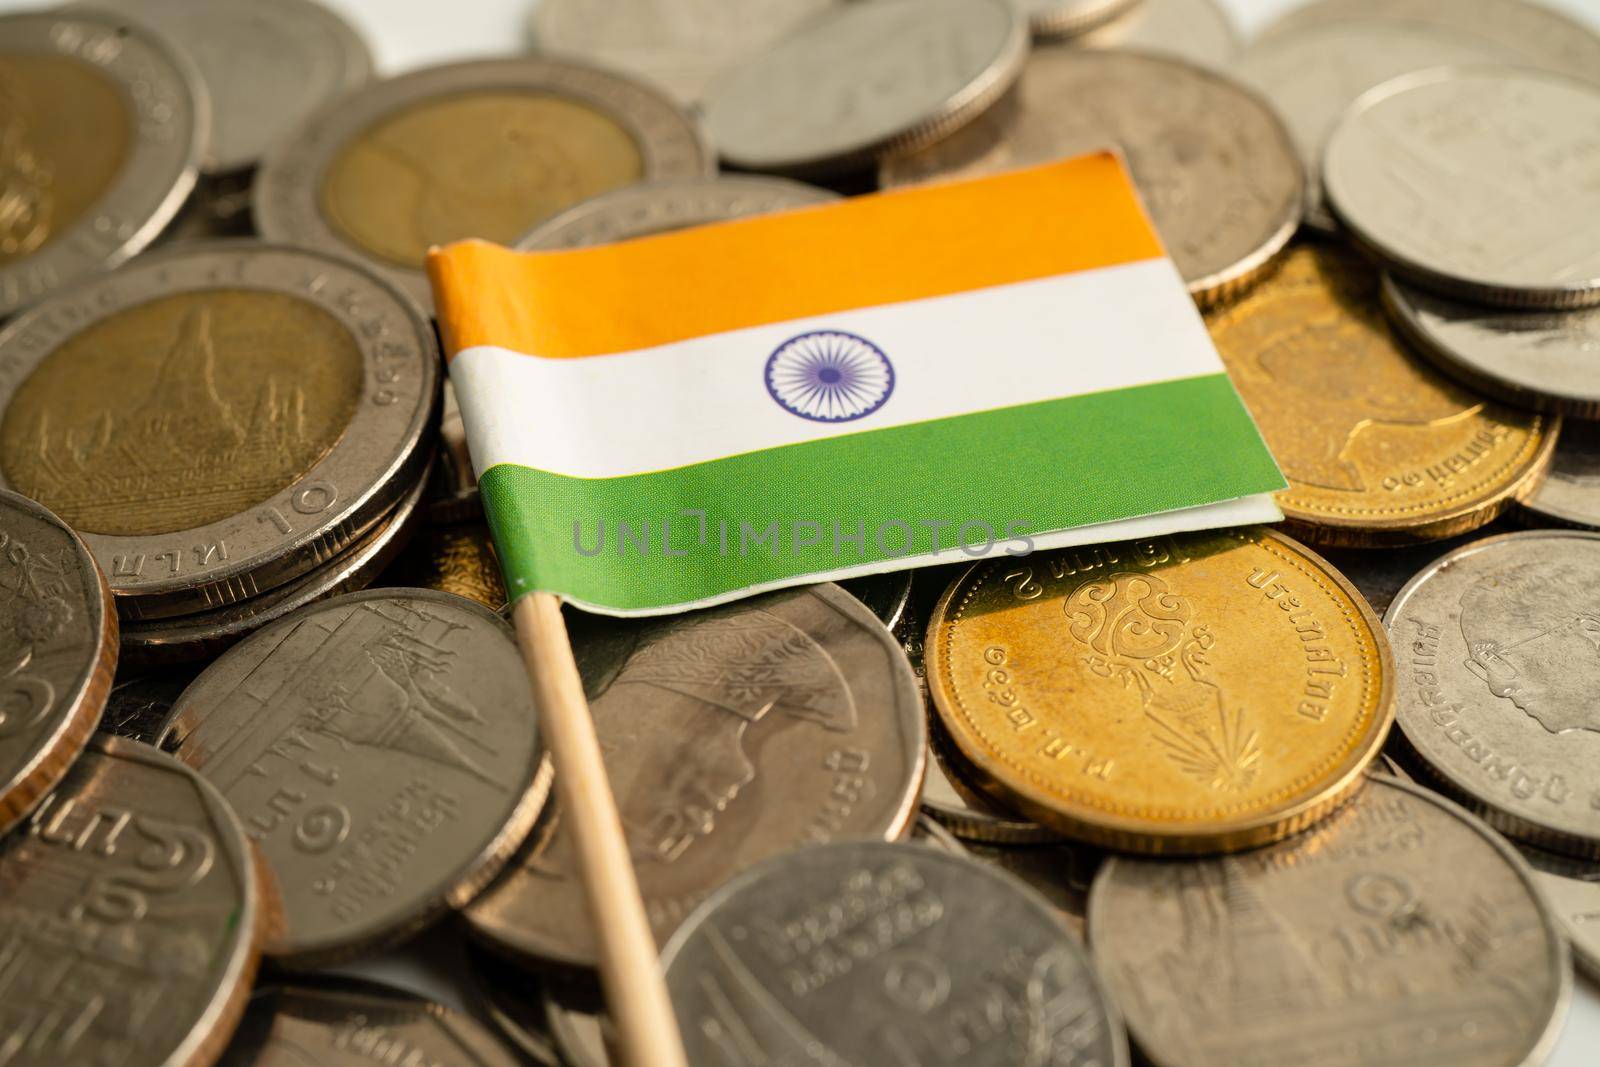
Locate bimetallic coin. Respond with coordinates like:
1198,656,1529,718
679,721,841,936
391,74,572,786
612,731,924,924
162,589,548,966
662,841,1130,1067
1518,419,1600,530
0,242,438,617
1383,273,1600,417
702,0,1028,177
1016,0,1138,38
1207,244,1556,546
928,529,1395,854
99,670,193,748
0,735,269,1067
1071,0,1239,69
1520,845,1600,980
880,48,1303,300
1386,530,1600,858
464,584,925,968
0,489,115,833
0,11,206,318
256,58,713,310
1090,775,1571,1067
1325,67,1600,309
84,0,372,176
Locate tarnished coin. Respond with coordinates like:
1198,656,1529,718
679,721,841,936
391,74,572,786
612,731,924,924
1519,419,1600,530
880,48,1303,300
1071,0,1239,69
0,489,115,833
1521,845,1600,980
1383,273,1600,417
217,981,523,1067
1386,530,1600,857
1325,67,1600,309
0,11,205,318
662,840,1130,1067
1090,775,1571,1067
0,735,269,1067
1237,0,1600,231
100,670,193,749
161,589,548,966
256,57,712,310
0,242,438,617
1016,0,1138,38
464,584,925,968
1319,523,1511,618
84,0,372,176
928,529,1394,854
1207,244,1556,546
702,0,1027,177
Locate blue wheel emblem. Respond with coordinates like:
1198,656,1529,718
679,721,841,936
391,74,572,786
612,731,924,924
765,330,894,423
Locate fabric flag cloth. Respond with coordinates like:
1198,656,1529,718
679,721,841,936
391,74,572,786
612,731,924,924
427,152,1285,617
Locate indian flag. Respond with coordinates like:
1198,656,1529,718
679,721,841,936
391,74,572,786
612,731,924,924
428,153,1284,616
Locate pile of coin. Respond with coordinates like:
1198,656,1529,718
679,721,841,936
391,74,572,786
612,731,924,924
4,0,1600,1063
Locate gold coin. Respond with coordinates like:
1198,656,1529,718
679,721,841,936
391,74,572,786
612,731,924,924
926,528,1393,854
1207,244,1557,545
385,521,508,611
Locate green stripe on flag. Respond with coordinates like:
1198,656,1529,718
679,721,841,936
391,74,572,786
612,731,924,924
478,374,1284,612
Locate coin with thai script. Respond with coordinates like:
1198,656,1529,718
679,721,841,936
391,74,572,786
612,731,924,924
1207,244,1556,546
83,0,372,177
256,57,713,311
702,0,1027,177
1325,67,1600,309
928,529,1394,854
1018,0,1138,37
662,840,1129,1066
99,669,194,749
1089,775,1570,1067
0,489,115,833
1386,530,1600,857
0,242,438,618
1071,0,1239,69
0,735,270,1067
880,47,1302,300
1518,420,1600,531
464,584,924,968
161,588,548,966
0,11,205,318
1520,845,1600,980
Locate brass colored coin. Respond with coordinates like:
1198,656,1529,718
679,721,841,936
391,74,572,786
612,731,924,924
927,528,1395,854
383,519,507,613
1206,244,1557,546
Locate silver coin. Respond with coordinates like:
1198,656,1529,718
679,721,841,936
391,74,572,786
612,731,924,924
959,837,1099,940
529,0,836,106
1386,529,1600,857
1383,272,1600,416
0,241,438,618
880,47,1304,300
1017,0,1139,38
1071,0,1239,69
464,584,926,968
702,0,1028,177
1520,844,1600,981
161,588,549,966
99,670,194,748
1519,419,1600,530
255,57,713,311
662,840,1130,1066
1325,66,1600,308
1090,775,1570,1067
0,11,206,318
1237,0,1600,232
1318,522,1514,619
82,0,373,176
838,570,913,632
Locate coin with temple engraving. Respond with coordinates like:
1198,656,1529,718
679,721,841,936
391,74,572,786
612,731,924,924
0,242,437,618
1089,775,1571,1067
160,589,548,967
0,489,116,834
928,528,1394,854
0,735,270,1067
463,584,925,969
1386,530,1600,858
662,840,1129,1067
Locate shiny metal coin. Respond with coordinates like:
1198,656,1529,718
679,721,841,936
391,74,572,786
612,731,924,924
0,735,270,1067
0,11,206,318
662,840,1130,1066
464,584,925,968
1017,0,1139,38
881,48,1303,300
1090,775,1570,1067
83,0,373,176
99,669,194,748
161,588,549,967
702,0,1027,177
1387,530,1600,857
1070,0,1239,69
0,242,438,619
1518,420,1600,530
838,570,912,632
1520,844,1600,981
0,488,115,833
256,57,713,311
1325,67,1600,309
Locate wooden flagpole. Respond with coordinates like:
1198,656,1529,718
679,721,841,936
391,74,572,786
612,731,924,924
513,592,689,1067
